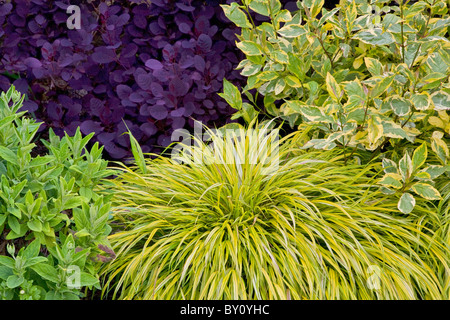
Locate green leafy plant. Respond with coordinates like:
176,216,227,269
0,86,116,299
0,240,46,300
99,124,448,299
378,142,448,213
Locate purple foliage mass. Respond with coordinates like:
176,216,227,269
0,0,248,159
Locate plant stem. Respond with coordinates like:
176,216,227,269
400,0,405,64
315,30,335,70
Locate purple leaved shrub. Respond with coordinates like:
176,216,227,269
0,0,247,159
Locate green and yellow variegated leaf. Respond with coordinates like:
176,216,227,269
431,131,449,164
429,111,450,133
236,41,264,56
318,7,340,27
275,10,293,23
387,96,412,116
248,0,270,16
344,78,366,101
286,101,334,123
378,172,403,189
274,78,286,95
257,71,279,81
326,72,343,102
382,158,398,174
431,91,450,111
346,107,366,123
381,120,411,141
410,182,441,200
271,50,289,64
364,57,383,76
418,165,447,179
411,92,431,111
240,61,262,77
221,3,253,28
418,72,448,91
353,28,395,46
411,142,427,173
399,152,413,182
396,97,414,116
344,1,357,34
398,192,416,214
367,115,383,145
305,0,324,19
277,24,307,38
415,171,432,180
285,75,302,88
370,75,395,99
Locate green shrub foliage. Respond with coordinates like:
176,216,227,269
0,86,115,300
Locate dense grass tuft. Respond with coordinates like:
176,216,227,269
100,125,448,299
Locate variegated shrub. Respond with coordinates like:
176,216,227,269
222,0,450,213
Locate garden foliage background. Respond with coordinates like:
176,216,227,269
1,0,450,301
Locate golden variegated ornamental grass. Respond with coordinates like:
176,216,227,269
435,180,450,299
99,123,448,299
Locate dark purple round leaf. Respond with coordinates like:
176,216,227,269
157,134,172,147
176,3,195,12
140,122,157,136
0,3,13,16
116,84,132,99
136,73,152,90
22,100,39,113
169,78,189,97
171,117,186,129
92,47,117,64
149,104,168,120
24,57,43,69
150,82,164,97
133,14,147,29
178,22,191,34
80,120,103,136
197,34,212,52
170,108,185,117
129,92,145,103
145,59,163,70
12,79,29,95
121,43,138,58
194,55,206,73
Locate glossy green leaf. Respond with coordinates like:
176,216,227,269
31,263,60,284
6,274,24,289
